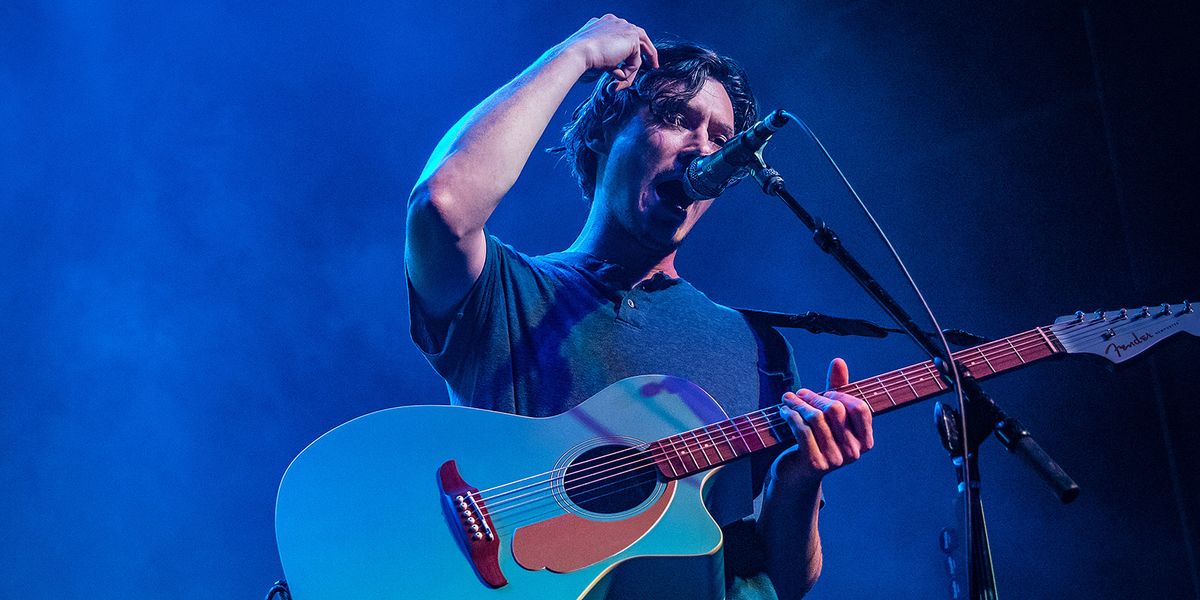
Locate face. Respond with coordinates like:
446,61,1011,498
591,77,737,254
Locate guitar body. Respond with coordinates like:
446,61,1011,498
276,375,736,599
276,300,1198,598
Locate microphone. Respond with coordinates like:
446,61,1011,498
680,109,790,200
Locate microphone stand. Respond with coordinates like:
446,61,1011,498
748,151,1079,600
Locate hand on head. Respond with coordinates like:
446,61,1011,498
562,14,659,91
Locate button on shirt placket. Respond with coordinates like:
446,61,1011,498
616,289,646,328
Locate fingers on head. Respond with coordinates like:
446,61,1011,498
636,27,659,67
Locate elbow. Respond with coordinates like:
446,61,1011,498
407,182,477,243
772,569,820,600
764,540,821,599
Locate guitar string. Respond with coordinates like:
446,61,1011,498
489,469,673,530
479,321,1148,524
474,328,1053,511
482,437,780,522
489,470,665,530
486,415,807,525
472,328,1059,511
840,329,1053,403
481,314,1104,531
477,410,790,517
477,322,1125,517
471,411,778,519
469,402,791,500
480,319,1167,524
840,322,1123,402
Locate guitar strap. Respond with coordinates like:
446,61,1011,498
736,308,891,339
738,308,992,347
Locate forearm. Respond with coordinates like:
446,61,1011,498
757,476,824,599
406,15,655,317
411,43,586,238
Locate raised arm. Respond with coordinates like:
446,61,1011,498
405,15,658,319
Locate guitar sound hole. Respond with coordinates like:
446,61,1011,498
563,444,660,515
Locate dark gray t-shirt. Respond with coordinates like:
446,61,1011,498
408,234,799,598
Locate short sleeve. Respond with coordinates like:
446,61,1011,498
406,234,550,410
407,234,504,366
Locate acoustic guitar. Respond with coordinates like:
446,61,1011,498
275,301,1196,598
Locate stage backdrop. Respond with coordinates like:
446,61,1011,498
2,1,1197,598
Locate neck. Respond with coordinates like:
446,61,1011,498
567,206,680,287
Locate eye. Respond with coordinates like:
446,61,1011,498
655,109,688,129
712,134,729,147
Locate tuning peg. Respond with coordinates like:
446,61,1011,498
1161,303,1172,316
1094,310,1106,321
1074,310,1085,323
1117,308,1128,320
1184,300,1194,314
1140,306,1151,318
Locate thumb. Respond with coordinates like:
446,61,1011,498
826,357,849,390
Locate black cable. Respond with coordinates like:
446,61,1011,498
772,111,979,593
265,580,291,600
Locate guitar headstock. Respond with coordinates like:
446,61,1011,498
1051,301,1198,364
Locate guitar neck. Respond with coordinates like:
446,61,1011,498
649,326,1064,480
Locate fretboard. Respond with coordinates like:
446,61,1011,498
648,326,1063,480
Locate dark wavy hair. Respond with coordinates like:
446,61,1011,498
549,40,758,202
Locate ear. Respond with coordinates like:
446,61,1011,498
584,132,611,156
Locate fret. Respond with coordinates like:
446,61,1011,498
977,347,997,374
705,426,728,461
652,326,1068,478
1006,337,1027,364
680,433,702,471
767,416,791,444
684,431,703,468
860,395,877,413
691,429,717,466
711,422,738,460
726,416,747,455
650,439,683,478
843,381,877,412
650,437,676,479
898,368,919,397
847,382,868,399
734,415,758,453
665,436,691,475
919,364,946,394
658,445,679,477
743,414,769,450
1035,326,1057,352
876,376,898,406
927,363,948,390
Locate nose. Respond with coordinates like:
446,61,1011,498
680,129,721,162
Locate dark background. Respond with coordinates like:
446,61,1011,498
2,1,1197,598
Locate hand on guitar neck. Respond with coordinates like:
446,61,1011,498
758,357,875,598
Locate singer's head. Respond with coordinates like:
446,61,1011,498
554,41,758,203
552,40,758,255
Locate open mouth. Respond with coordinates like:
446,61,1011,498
654,179,693,213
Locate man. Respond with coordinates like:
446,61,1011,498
406,15,873,599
